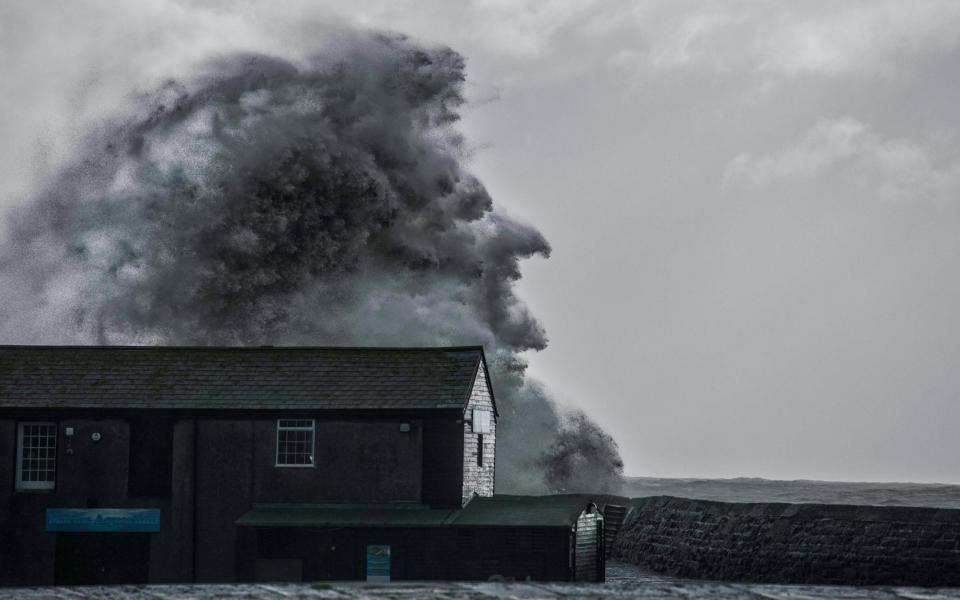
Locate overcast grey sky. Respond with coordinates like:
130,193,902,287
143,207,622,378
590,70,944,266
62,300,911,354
3,1,960,483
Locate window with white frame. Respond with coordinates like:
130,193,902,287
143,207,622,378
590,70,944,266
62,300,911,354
472,409,491,434
16,422,57,490
276,419,315,467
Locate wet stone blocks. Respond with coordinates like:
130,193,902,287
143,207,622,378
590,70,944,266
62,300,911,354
611,496,960,586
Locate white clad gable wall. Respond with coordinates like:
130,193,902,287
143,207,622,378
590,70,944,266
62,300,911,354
462,362,495,503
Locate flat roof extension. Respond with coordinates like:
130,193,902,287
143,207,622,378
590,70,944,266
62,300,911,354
236,495,600,530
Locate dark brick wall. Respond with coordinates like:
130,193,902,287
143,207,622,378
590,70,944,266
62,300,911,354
194,417,426,582
194,420,255,583
2,414,438,585
252,419,423,504
612,496,960,586
421,416,465,508
0,418,187,586
246,526,571,581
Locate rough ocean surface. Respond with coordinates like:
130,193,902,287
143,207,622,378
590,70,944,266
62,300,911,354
0,30,623,495
2,564,957,599
623,477,960,509
4,581,960,598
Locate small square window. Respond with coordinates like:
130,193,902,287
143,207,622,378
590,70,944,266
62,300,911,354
276,419,314,467
16,422,57,490
472,409,491,434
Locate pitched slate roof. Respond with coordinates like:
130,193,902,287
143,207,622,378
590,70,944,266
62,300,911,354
236,495,599,529
0,345,486,411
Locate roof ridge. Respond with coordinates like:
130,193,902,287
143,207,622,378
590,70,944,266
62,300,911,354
0,344,485,352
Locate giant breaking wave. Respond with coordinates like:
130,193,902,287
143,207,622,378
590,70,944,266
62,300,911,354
0,31,623,493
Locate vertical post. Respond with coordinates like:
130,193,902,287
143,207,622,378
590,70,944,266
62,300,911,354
569,527,577,582
192,419,198,583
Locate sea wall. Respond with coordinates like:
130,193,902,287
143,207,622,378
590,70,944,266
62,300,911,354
611,495,960,586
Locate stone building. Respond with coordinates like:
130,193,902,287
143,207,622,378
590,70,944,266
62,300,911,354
0,345,604,585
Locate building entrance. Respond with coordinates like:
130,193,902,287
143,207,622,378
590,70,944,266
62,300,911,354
54,533,150,585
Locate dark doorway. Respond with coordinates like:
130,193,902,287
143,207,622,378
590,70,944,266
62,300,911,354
256,528,358,581
128,417,174,497
55,533,150,585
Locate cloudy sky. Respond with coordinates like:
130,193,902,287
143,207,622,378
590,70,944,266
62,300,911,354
3,0,960,483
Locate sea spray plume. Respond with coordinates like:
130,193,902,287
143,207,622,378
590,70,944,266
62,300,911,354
539,411,625,494
0,31,623,493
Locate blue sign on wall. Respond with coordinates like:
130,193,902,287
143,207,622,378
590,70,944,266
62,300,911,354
366,544,391,583
46,508,161,532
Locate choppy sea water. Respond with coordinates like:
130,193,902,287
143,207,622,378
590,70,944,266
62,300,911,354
623,476,960,508
4,574,960,599
1,563,957,599
606,561,678,584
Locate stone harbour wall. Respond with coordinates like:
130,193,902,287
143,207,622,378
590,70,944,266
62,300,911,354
612,495,960,586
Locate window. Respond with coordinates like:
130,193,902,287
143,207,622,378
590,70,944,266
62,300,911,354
16,422,57,490
477,433,484,467
472,409,491,433
276,419,314,467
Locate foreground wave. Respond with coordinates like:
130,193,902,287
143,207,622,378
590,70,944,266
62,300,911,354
3,578,959,599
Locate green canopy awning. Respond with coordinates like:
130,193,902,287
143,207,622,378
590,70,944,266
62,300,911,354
236,495,599,529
